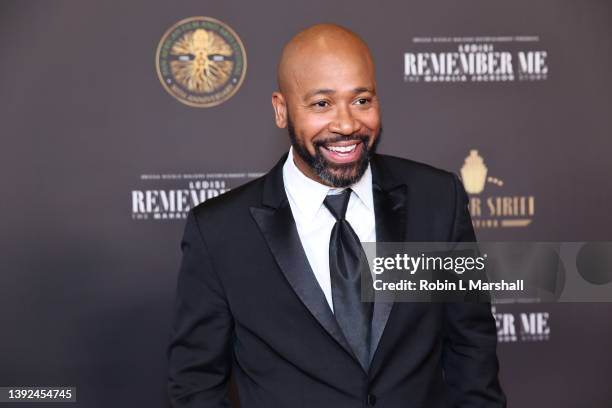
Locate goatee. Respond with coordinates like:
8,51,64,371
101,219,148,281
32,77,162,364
287,116,382,188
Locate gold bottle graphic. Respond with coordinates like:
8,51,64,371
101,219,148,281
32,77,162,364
461,149,487,194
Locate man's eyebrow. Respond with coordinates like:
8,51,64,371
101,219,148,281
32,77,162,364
304,88,335,100
353,87,374,94
304,87,374,100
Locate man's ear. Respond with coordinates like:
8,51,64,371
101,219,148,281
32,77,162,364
271,92,288,128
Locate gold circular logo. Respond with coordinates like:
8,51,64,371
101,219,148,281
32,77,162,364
156,17,247,108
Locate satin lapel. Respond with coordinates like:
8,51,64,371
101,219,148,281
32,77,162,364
369,157,408,364
249,156,356,362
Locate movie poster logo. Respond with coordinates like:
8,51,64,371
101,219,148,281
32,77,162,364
493,306,550,343
460,150,535,229
131,172,263,221
405,35,548,83
156,16,247,107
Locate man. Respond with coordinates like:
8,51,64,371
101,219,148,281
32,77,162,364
167,24,506,407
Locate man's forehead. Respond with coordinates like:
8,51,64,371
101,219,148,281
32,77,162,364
277,24,375,94
285,48,375,96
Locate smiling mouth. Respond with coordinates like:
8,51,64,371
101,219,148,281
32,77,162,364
319,140,364,163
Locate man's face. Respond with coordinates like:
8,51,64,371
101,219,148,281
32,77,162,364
273,45,381,187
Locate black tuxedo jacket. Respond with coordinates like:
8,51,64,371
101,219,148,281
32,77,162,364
167,153,506,408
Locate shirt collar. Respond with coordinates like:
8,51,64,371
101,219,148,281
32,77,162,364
282,147,374,221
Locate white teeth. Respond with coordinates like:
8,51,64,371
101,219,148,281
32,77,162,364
327,144,357,153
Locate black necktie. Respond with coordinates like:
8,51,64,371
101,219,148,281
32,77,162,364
324,189,373,369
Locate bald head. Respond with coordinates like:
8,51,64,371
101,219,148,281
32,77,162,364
277,24,375,94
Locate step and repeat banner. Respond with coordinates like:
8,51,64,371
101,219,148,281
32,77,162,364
1,0,611,407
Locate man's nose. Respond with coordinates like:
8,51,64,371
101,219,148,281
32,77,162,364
328,104,359,135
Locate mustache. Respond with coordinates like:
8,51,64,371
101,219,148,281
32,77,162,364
313,134,370,147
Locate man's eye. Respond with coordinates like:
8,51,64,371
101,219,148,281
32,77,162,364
313,101,329,108
355,98,370,105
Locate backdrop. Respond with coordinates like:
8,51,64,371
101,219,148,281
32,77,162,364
1,0,611,407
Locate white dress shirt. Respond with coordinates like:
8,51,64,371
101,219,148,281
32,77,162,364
282,147,376,312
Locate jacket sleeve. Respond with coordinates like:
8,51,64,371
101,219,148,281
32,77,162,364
167,210,234,408
442,174,507,407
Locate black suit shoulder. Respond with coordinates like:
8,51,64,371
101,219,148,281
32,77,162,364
373,153,457,187
184,174,271,252
191,175,265,221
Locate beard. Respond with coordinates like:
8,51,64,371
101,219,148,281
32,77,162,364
287,116,382,188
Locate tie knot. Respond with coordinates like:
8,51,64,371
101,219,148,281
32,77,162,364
324,189,352,220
